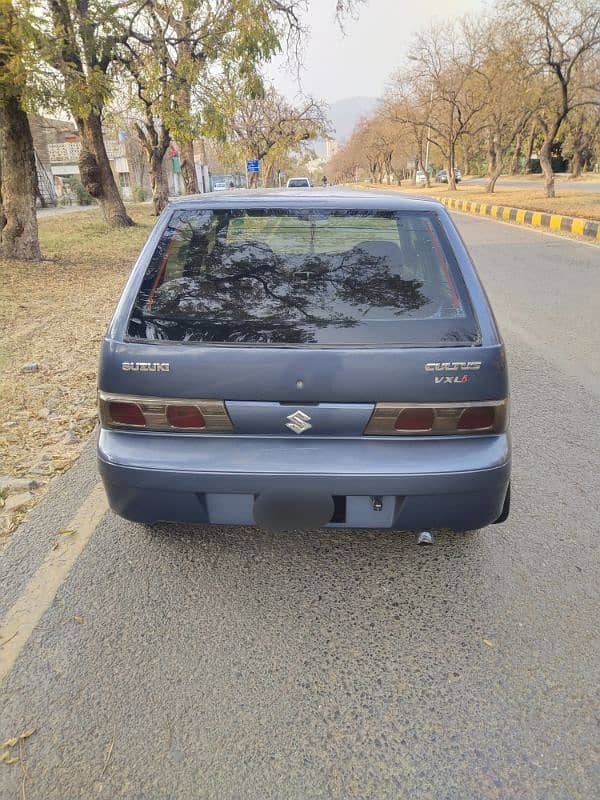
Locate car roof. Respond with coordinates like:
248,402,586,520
167,187,444,213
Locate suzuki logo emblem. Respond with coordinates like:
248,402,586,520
286,409,312,434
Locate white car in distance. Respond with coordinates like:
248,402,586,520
286,177,313,188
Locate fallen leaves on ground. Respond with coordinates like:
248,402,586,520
1,738,18,749
2,731,35,749
1,730,36,767
0,206,153,543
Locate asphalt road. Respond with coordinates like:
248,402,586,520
1,214,599,800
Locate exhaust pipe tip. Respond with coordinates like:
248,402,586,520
416,531,434,546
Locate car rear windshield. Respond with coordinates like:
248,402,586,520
127,208,480,346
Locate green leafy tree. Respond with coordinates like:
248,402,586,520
0,0,41,260
40,0,140,227
202,70,327,187
132,0,364,194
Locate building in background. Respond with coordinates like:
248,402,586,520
325,138,339,161
28,115,184,202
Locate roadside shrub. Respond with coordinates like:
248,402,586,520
66,176,94,205
132,185,148,202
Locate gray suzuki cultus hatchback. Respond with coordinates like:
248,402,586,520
97,189,510,533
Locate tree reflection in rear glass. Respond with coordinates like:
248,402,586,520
127,209,480,346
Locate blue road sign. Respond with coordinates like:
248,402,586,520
246,159,259,172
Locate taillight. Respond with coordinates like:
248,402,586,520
98,393,232,432
457,406,496,430
365,400,508,435
107,401,145,427
166,404,206,429
394,408,435,431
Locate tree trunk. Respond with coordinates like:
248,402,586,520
486,158,504,193
571,149,583,178
412,151,420,185
0,94,42,260
179,139,198,194
523,122,536,174
174,39,199,195
149,153,169,215
263,161,275,188
461,141,471,176
195,138,208,191
368,161,377,183
539,138,555,198
76,112,133,227
510,131,522,175
447,146,457,191
134,117,170,215
570,113,585,178
485,133,504,193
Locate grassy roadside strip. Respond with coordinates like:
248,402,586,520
0,204,155,542
352,181,600,241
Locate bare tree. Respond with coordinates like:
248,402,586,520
327,134,364,183
523,121,539,173
203,77,328,187
385,81,430,184
503,0,600,197
401,19,488,190
470,17,542,192
564,106,600,176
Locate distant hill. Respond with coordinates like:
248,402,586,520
327,96,378,142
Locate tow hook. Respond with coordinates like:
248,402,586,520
370,496,383,511
416,531,434,545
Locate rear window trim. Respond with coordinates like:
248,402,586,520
122,337,482,350
124,207,481,348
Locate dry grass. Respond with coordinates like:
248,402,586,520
0,205,154,539
358,182,600,221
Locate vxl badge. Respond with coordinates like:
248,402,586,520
286,409,312,434
425,361,482,385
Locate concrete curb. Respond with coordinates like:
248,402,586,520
438,196,600,241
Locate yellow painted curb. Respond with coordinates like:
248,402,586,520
549,214,562,231
435,195,599,242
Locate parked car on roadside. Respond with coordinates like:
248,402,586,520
286,177,313,188
415,170,427,185
97,188,510,534
435,169,462,184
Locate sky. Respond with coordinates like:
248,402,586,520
267,0,488,104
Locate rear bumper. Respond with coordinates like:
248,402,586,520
97,430,511,531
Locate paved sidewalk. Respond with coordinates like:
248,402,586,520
37,204,99,219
